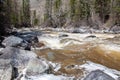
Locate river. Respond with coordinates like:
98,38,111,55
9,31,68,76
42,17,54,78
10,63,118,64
30,30,120,79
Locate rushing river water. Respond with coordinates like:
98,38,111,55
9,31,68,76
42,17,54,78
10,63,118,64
33,31,120,79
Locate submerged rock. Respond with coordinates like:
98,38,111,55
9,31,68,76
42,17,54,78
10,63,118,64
86,35,96,38
47,52,55,61
72,29,81,33
59,34,69,38
84,70,115,80
0,59,13,80
26,58,49,76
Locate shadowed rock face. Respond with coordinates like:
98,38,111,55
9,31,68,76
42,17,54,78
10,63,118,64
83,70,115,80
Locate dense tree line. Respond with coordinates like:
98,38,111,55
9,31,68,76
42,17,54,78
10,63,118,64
0,0,30,36
0,0,120,35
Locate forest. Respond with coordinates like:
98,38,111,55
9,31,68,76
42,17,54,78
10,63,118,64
0,0,120,35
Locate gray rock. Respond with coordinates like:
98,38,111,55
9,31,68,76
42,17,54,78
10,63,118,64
84,70,115,80
0,59,13,80
109,25,120,33
86,35,96,38
72,29,81,33
0,47,37,68
26,58,49,76
16,31,39,43
59,34,69,38
2,36,23,47
118,77,120,80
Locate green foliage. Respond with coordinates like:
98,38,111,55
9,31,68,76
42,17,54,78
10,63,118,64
22,0,30,25
77,0,90,19
93,0,111,22
114,0,120,13
114,0,120,24
44,0,51,21
33,10,36,18
44,14,49,21
34,18,39,25
70,0,76,19
54,0,61,11
69,0,90,21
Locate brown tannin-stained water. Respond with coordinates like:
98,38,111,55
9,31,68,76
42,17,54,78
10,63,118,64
34,31,120,79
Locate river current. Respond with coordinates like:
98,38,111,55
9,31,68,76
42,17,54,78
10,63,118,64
32,30,120,80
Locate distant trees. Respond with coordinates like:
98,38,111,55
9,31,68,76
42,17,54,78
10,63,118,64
11,0,31,28
22,0,31,27
0,0,120,33
42,0,120,29
68,0,120,28
0,0,31,35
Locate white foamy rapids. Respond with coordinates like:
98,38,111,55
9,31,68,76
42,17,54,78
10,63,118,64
37,32,116,49
49,61,61,72
99,44,120,52
39,37,80,49
21,68,74,80
38,36,62,49
21,74,74,80
79,61,120,79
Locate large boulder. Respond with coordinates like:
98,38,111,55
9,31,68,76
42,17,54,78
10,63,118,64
0,59,13,80
0,47,37,68
26,58,49,76
15,31,40,44
14,31,40,50
2,36,23,47
84,70,115,80
2,31,41,50
2,35,32,50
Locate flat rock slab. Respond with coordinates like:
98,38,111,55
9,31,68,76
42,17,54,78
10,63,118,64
84,70,115,80
0,59,13,80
